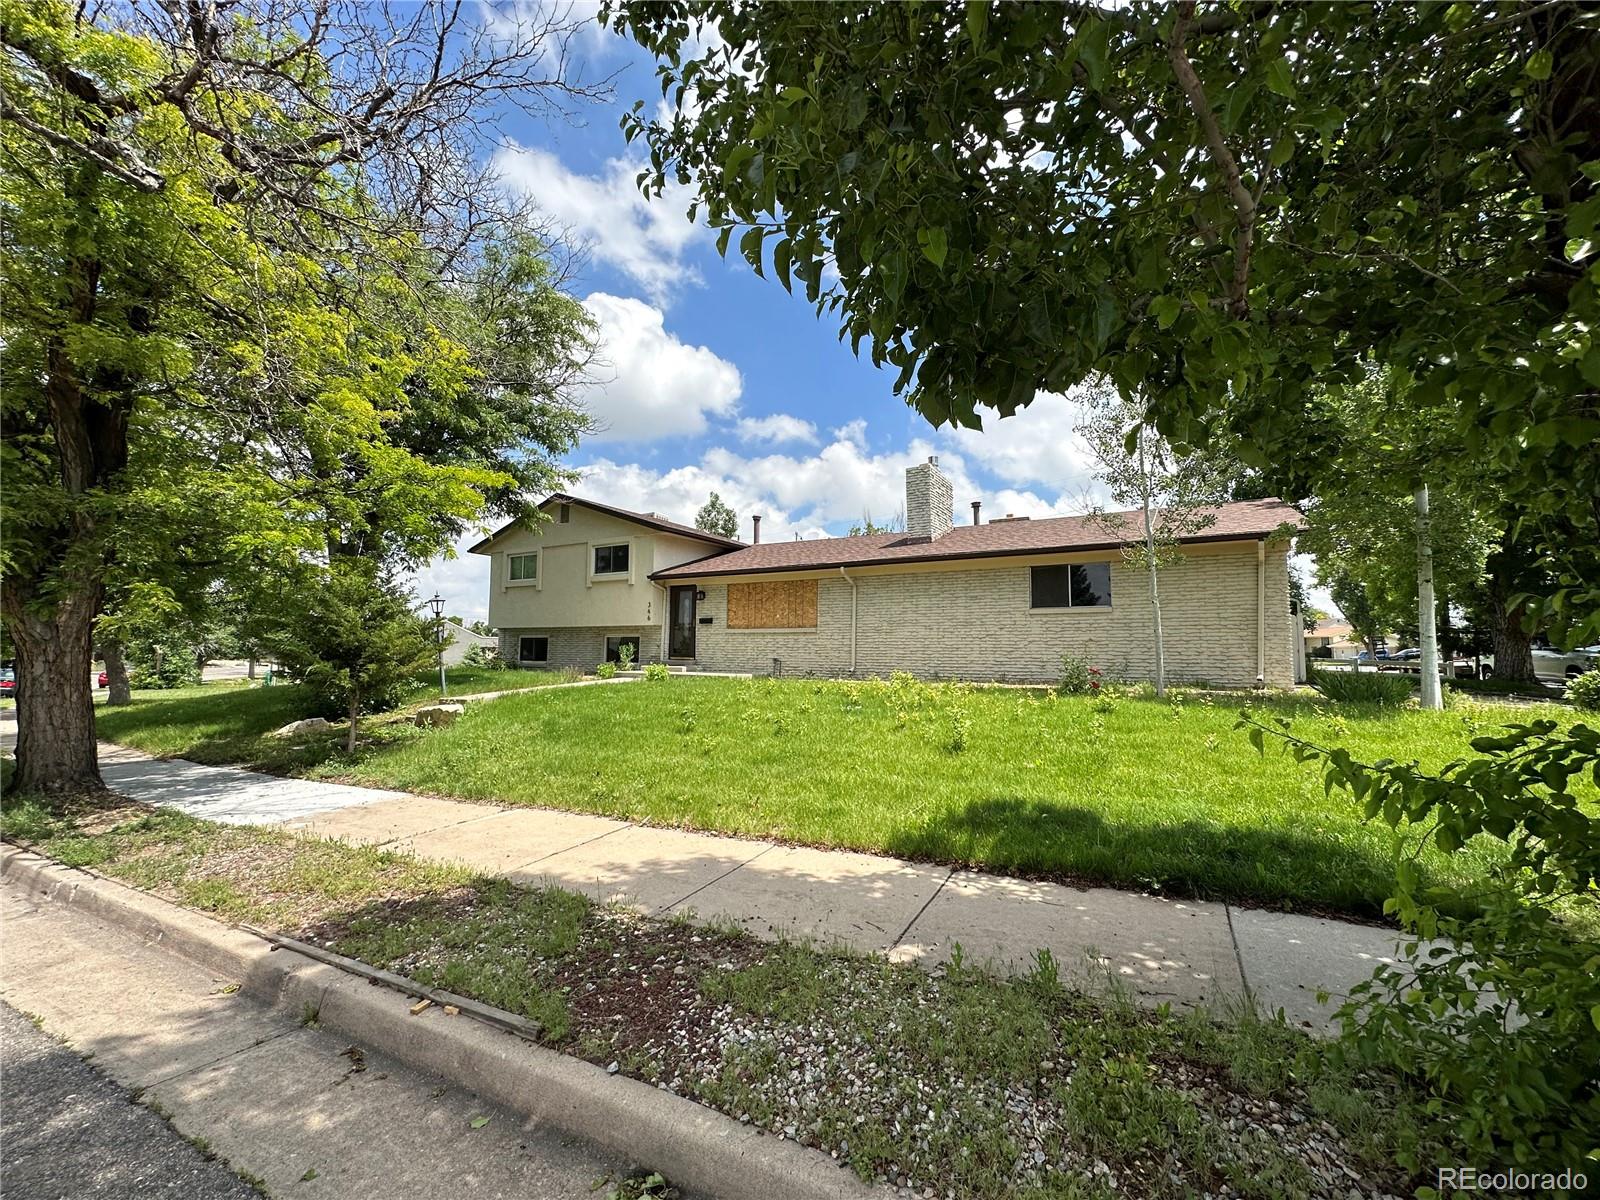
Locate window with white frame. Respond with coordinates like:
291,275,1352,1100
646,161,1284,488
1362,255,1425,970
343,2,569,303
592,543,630,576
508,552,538,582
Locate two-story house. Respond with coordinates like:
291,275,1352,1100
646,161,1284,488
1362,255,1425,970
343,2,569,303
468,495,742,671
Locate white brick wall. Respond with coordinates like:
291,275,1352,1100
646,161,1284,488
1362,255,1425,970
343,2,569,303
497,626,662,672
905,460,954,541
690,543,1295,688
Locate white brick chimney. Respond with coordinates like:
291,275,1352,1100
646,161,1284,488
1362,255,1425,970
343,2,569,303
905,456,953,541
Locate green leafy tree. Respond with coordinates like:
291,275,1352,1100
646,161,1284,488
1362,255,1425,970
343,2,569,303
0,0,599,792
695,491,739,539
847,511,904,536
614,0,1599,642
1291,371,1497,685
1329,573,1388,665
1287,566,1324,633
255,564,435,753
1078,384,1234,696
1240,713,1600,1170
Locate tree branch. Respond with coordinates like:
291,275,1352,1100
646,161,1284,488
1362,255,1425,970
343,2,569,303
0,100,164,191
1166,1,1257,317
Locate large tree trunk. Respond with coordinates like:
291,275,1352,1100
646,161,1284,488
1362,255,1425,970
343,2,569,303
1485,535,1537,683
1489,603,1536,682
103,638,132,706
5,603,102,794
5,176,129,792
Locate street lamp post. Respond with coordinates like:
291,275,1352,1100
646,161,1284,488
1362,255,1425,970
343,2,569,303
428,593,447,698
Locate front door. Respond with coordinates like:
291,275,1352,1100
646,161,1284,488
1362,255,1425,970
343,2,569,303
669,586,697,659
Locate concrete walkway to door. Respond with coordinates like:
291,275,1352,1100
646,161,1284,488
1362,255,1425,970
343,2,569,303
18,717,1413,1032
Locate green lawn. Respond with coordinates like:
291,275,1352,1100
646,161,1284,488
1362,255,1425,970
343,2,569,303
92,667,579,774
86,673,1593,918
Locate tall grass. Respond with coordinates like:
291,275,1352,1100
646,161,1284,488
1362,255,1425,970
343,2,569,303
1308,667,1415,706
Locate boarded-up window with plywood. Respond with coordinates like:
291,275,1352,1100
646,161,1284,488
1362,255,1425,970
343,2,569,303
727,580,818,629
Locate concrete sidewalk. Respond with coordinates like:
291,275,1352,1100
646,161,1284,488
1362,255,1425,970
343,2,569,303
0,878,638,1199
76,740,1412,1031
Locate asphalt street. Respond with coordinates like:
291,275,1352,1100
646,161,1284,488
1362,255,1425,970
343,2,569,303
1,1001,262,1200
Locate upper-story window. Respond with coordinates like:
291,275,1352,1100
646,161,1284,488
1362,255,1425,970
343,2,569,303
1030,562,1112,609
508,552,538,582
593,543,630,576
558,503,571,523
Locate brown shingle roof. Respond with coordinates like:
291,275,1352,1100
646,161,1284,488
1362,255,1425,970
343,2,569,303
651,498,1303,580
468,493,745,555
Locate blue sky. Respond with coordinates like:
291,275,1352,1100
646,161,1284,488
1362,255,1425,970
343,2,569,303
415,13,1240,621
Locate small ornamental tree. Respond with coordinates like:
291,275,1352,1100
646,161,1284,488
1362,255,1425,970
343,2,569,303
258,565,435,753
695,491,739,539
1078,386,1231,696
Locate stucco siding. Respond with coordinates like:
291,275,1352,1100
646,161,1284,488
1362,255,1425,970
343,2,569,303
497,626,662,672
482,504,718,631
688,542,1295,688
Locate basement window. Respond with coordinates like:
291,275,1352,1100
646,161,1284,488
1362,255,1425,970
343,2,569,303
519,636,549,663
1030,563,1112,609
605,635,641,664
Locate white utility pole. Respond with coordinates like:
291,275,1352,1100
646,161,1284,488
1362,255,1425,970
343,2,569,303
1138,429,1167,698
1415,485,1442,710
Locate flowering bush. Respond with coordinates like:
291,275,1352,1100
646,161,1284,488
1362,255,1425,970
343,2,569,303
1057,653,1099,695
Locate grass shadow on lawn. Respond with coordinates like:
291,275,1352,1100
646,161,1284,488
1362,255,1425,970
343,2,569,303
884,794,1414,920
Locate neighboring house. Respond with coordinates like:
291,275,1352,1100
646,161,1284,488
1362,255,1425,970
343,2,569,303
473,462,1306,688
1309,620,1392,660
1306,620,1366,660
440,620,498,666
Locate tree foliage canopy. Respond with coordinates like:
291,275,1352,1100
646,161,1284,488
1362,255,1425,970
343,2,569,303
614,0,1599,636
0,0,599,789
694,490,739,539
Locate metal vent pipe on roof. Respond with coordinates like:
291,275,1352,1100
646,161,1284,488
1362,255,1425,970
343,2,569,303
752,515,762,543
971,500,981,525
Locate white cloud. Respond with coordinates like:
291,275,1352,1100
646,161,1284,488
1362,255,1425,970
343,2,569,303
410,529,493,624
701,438,977,530
578,293,741,442
832,418,869,450
735,413,819,446
941,390,1100,495
494,144,702,305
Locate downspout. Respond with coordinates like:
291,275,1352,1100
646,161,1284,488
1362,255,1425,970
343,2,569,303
654,583,669,663
1256,540,1266,687
839,566,858,675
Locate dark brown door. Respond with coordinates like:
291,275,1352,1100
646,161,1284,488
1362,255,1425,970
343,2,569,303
669,586,697,659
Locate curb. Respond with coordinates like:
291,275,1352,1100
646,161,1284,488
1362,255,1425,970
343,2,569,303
1,844,882,1200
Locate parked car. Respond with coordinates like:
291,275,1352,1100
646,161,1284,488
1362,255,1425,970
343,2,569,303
1389,648,1421,662
1355,648,1392,664
0,667,16,700
1532,643,1599,683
